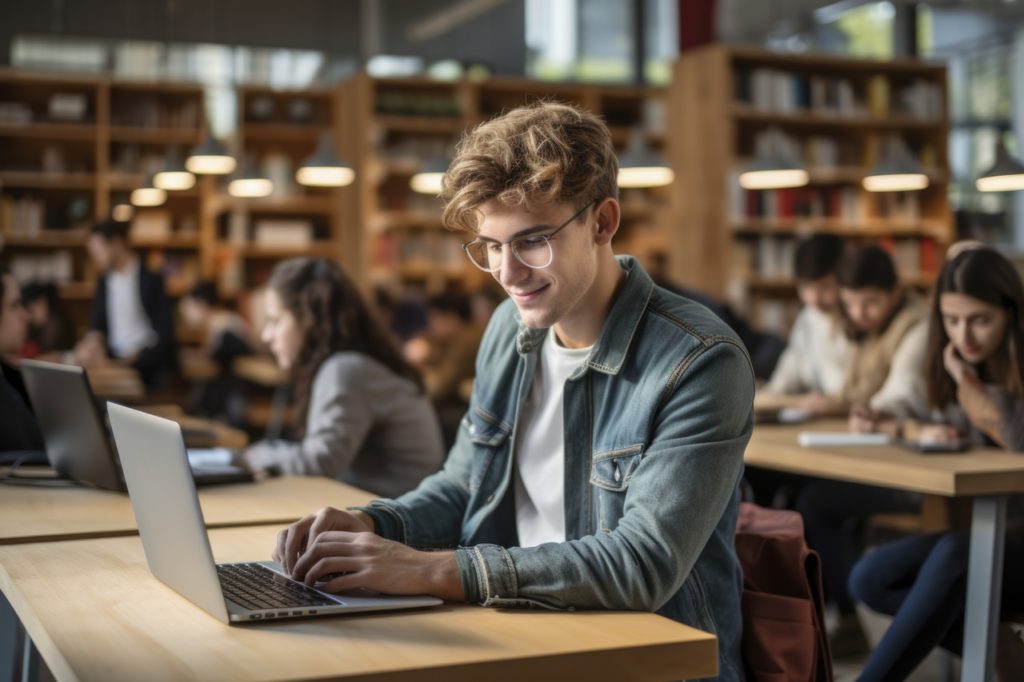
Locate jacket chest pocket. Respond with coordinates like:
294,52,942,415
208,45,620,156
589,444,644,532
464,408,512,493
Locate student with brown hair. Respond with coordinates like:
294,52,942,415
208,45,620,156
795,244,931,655
848,246,1024,681
270,102,753,680
242,258,444,498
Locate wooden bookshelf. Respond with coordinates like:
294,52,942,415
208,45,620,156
668,45,953,335
338,73,669,295
0,70,208,338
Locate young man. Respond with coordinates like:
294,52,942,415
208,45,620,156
796,244,929,656
74,219,177,388
762,233,850,414
273,102,754,679
0,272,44,453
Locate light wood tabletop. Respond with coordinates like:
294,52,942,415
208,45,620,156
0,476,372,545
0,524,717,682
746,420,1024,497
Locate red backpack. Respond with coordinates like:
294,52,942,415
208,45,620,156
735,502,833,682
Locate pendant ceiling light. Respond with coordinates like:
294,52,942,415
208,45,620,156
154,146,196,191
186,132,237,176
296,133,355,188
976,136,1024,192
738,128,809,190
863,135,929,192
410,158,448,195
617,129,674,189
130,176,168,207
228,159,274,198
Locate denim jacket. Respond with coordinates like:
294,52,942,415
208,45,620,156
358,257,753,680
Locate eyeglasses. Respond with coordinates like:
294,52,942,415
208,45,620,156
462,200,596,273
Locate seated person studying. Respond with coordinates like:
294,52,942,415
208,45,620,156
271,103,754,680
848,245,1024,681
242,258,445,499
0,271,45,455
760,233,851,417
74,219,177,389
794,245,930,655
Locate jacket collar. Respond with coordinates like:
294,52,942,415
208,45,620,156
514,255,653,376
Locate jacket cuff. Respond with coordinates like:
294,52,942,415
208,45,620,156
349,501,406,543
455,544,519,605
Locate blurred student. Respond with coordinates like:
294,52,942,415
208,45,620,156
179,281,254,421
849,246,1024,681
242,258,444,498
762,233,850,413
20,281,73,357
795,244,930,655
0,272,44,453
74,219,177,388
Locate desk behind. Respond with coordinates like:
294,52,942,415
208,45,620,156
0,525,718,682
746,420,1024,497
0,476,371,545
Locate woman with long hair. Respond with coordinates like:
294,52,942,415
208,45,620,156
848,246,1024,680
243,258,444,497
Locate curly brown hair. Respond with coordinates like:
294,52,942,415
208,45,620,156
267,258,423,437
440,101,618,233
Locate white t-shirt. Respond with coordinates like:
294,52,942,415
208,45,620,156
106,259,157,359
767,306,850,396
513,330,591,548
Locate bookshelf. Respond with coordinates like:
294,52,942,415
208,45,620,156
668,45,953,335
337,73,669,296
206,85,351,299
0,71,208,336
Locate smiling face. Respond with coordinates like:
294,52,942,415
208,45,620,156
261,288,304,371
940,291,1008,365
475,199,601,337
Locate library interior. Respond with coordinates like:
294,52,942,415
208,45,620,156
2,1,1024,681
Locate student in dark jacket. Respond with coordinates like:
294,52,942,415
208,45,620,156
0,271,44,453
848,246,1024,681
74,219,177,388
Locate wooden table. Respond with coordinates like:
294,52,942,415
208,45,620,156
0,525,717,682
747,421,1024,682
0,476,372,545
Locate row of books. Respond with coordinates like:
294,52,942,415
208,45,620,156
734,186,864,222
735,69,942,119
0,195,93,235
4,251,75,284
109,96,200,130
372,231,465,269
732,235,941,281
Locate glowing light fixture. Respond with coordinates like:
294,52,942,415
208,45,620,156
739,128,809,190
186,133,236,175
410,158,447,195
863,135,929,192
296,133,355,187
617,129,674,188
228,160,274,198
154,146,196,191
976,137,1024,192
130,176,167,207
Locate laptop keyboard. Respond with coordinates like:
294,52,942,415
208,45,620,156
217,563,337,611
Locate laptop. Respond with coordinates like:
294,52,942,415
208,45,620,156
20,359,252,490
106,402,442,623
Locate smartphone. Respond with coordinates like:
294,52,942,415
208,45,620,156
901,439,969,454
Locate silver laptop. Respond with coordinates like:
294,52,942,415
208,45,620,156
106,402,442,624
21,359,252,490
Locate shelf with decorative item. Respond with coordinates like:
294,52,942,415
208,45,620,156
0,122,97,140
731,218,949,238
732,106,947,132
208,195,335,216
0,171,97,190
0,229,89,248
